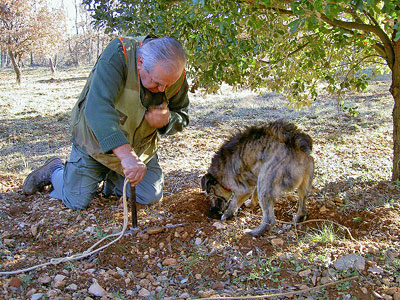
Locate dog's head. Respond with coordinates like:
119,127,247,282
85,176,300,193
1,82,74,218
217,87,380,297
201,173,232,218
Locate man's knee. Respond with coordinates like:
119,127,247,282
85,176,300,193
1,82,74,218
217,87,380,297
62,192,93,210
136,186,163,205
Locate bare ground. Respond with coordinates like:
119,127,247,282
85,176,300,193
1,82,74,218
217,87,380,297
0,67,399,300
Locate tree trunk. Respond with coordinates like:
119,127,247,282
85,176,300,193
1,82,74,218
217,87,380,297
49,57,55,74
391,40,400,180
8,49,21,84
96,32,100,59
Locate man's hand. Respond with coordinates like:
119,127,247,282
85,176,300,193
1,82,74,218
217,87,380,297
145,102,170,128
113,144,146,186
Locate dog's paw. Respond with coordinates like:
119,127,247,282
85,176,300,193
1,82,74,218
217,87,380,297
221,211,233,221
246,222,274,237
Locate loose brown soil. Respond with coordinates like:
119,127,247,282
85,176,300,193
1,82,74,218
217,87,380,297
0,68,399,300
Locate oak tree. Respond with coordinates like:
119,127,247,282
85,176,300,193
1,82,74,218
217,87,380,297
0,0,65,83
84,0,400,180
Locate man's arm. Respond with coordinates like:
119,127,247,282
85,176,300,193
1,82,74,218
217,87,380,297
84,39,130,154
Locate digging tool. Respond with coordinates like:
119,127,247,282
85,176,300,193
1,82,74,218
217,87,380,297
130,185,138,228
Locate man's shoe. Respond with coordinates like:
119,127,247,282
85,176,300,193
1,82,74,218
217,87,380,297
102,180,116,198
22,157,63,195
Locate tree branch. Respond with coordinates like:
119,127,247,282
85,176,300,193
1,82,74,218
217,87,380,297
318,14,394,66
258,41,309,64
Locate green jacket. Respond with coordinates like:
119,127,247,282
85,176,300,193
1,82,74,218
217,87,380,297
70,35,190,175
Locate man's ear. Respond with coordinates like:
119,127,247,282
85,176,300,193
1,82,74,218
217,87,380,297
137,56,143,70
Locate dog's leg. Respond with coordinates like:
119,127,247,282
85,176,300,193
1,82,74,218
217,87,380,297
247,168,281,237
221,193,251,221
250,188,258,209
293,160,314,223
245,188,258,209
247,194,276,236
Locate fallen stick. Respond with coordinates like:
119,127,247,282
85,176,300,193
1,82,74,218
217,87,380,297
200,275,359,300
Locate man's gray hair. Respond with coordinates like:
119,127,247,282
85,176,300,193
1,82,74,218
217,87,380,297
137,37,187,73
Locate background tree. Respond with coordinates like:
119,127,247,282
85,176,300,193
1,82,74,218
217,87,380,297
84,0,400,180
0,0,65,83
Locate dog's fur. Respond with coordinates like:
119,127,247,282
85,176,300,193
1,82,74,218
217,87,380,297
201,120,314,236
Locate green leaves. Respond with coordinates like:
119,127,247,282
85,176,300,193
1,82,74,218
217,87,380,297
83,0,394,108
288,19,302,34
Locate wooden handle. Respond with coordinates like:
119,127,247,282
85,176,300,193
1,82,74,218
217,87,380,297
130,185,137,228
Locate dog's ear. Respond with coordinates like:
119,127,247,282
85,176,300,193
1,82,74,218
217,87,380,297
201,174,209,191
201,173,216,192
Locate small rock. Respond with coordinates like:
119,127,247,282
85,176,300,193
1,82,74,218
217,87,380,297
180,277,188,284
320,277,332,284
30,293,44,300
162,258,177,266
4,239,15,247
31,224,39,237
155,286,163,293
198,290,215,297
383,279,392,287
146,273,155,281
84,226,96,235
147,227,164,235
52,274,66,288
53,274,66,282
139,278,150,287
333,254,365,271
195,238,202,245
299,284,309,290
361,287,368,294
9,277,21,289
299,269,312,277
368,265,384,274
195,274,202,280
46,289,59,297
138,288,151,297
38,275,51,284
179,292,190,299
212,222,225,230
393,292,400,300
372,291,384,299
137,272,148,279
88,280,107,297
66,283,78,291
383,295,393,300
26,288,37,298
116,266,125,277
137,233,149,240
271,238,284,247
386,288,397,296
212,282,224,289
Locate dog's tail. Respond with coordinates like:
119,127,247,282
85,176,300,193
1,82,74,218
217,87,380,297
268,120,313,154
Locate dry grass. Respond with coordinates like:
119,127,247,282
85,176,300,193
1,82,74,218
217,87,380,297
0,67,399,299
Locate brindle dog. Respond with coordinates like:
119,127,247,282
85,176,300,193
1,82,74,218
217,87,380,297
201,120,314,237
